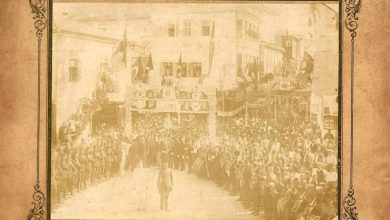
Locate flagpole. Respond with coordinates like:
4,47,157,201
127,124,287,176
245,102,248,126
274,95,277,123
178,99,181,125
124,26,127,68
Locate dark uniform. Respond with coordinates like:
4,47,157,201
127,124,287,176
52,153,61,207
79,149,87,189
92,149,100,183
86,148,94,185
69,151,78,194
157,162,173,210
61,154,71,197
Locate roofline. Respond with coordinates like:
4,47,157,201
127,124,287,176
53,28,138,48
259,41,285,52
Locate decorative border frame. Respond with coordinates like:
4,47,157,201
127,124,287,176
24,0,361,219
342,0,361,220
27,0,47,220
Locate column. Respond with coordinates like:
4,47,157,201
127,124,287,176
208,113,217,143
124,84,132,138
207,87,217,144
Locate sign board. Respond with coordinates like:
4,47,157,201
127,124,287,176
324,115,336,130
156,100,180,112
280,80,291,90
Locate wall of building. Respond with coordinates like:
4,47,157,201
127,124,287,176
149,10,237,89
236,9,262,67
310,5,339,95
259,43,284,75
53,32,116,130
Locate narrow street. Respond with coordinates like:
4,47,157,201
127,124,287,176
52,167,261,220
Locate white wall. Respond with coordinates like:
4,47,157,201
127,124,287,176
150,11,237,89
53,33,114,129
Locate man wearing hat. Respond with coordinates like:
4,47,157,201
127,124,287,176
157,160,173,211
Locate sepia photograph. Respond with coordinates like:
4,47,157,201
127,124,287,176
51,1,340,219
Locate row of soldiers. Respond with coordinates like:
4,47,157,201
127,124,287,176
51,134,126,209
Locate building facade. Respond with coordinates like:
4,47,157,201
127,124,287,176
52,3,338,141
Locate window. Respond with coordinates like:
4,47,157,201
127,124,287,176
168,23,175,37
176,62,188,77
202,21,210,36
161,62,173,76
184,21,191,36
245,21,248,38
68,59,79,82
324,107,330,115
188,62,202,77
236,19,242,39
248,23,252,38
161,62,200,78
254,26,259,39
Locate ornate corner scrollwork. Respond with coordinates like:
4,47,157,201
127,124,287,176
345,0,361,38
343,187,358,220
29,0,47,40
27,184,46,220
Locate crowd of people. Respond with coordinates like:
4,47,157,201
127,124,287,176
129,112,338,220
130,113,208,170
193,115,338,220
53,108,338,219
57,70,114,146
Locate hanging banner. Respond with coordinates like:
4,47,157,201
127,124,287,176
279,80,291,90
217,105,245,116
156,100,180,111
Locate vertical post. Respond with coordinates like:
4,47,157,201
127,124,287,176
124,84,132,138
245,102,248,126
208,112,217,145
90,112,93,134
274,95,277,123
305,95,309,121
178,100,181,125
207,87,217,144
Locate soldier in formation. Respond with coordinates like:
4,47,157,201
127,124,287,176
52,129,126,206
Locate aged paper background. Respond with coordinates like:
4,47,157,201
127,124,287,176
0,0,388,219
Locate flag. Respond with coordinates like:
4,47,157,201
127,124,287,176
132,56,144,81
236,65,248,89
254,60,260,82
145,53,154,72
199,22,215,84
177,53,182,78
247,60,261,82
248,61,256,81
208,22,215,73
123,28,127,67
237,65,246,81
112,28,127,68
144,53,153,83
